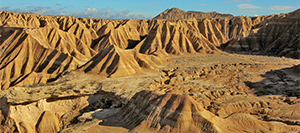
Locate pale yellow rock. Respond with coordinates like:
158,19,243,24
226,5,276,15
19,122,36,133
36,111,60,133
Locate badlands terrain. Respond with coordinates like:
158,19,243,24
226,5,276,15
0,8,299,133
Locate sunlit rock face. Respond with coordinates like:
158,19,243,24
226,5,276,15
0,9,299,133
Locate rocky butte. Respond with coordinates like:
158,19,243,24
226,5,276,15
0,8,299,133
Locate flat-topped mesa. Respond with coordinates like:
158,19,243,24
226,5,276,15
154,8,234,19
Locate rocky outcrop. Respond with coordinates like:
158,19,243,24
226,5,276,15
117,90,300,133
0,82,123,133
154,8,234,19
118,90,221,132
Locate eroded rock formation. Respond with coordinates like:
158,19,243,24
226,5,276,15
117,90,300,133
1,9,297,89
0,8,300,133
0,84,123,133
222,9,300,59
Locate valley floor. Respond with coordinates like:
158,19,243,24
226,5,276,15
2,53,300,133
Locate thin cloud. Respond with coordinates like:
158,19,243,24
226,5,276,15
195,3,207,6
0,6,147,19
226,0,252,3
2,6,56,15
0,6,10,11
267,6,297,10
237,4,261,9
69,7,147,19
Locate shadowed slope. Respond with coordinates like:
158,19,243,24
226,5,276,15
79,45,165,77
222,9,300,58
0,9,299,90
0,26,95,89
91,19,148,51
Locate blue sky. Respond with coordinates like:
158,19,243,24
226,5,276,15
0,0,299,19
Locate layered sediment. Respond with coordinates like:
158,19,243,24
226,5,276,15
0,8,300,133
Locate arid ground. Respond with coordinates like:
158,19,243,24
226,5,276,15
0,8,299,133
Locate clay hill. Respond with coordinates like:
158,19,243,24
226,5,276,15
154,8,234,19
222,9,300,58
0,8,299,133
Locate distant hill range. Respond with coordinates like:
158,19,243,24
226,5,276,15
0,8,299,90
154,8,234,19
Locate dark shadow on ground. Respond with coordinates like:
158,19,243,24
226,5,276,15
64,90,125,128
245,65,300,98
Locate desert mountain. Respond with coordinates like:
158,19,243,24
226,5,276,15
154,8,234,19
0,8,298,88
0,9,298,89
0,8,300,133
